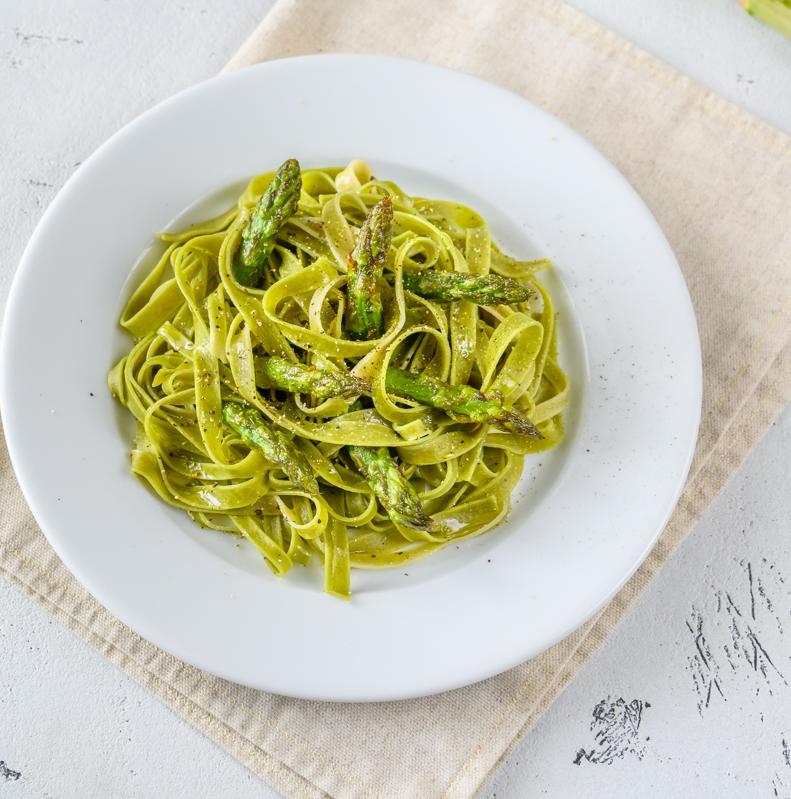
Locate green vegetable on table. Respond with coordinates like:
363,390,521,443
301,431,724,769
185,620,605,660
222,401,318,494
233,158,302,287
740,0,791,38
347,445,432,531
402,270,534,305
344,195,393,340
385,367,542,438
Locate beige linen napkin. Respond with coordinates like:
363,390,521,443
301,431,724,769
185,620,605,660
2,1,791,797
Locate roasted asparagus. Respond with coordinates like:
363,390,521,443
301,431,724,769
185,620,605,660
344,196,393,340
403,270,534,305
385,367,542,437
222,401,318,493
233,158,302,287
347,445,431,531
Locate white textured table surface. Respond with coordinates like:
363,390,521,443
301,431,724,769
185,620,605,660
1,2,790,796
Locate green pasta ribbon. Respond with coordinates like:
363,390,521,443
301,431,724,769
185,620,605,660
109,161,568,597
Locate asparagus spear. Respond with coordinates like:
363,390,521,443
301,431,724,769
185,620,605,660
222,402,318,494
255,356,370,398
344,196,393,340
403,270,534,305
347,445,432,531
385,367,542,438
233,158,302,287
252,358,540,438
740,0,791,38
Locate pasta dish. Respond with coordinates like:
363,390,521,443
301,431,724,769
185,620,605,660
109,159,567,597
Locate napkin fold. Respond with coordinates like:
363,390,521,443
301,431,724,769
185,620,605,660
2,1,790,797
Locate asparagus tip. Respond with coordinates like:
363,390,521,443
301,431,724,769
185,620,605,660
497,409,543,439
345,374,373,398
393,508,433,533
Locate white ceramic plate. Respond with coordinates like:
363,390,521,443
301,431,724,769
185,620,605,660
0,55,701,701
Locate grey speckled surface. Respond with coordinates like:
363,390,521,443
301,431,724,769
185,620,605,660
1,1,790,797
